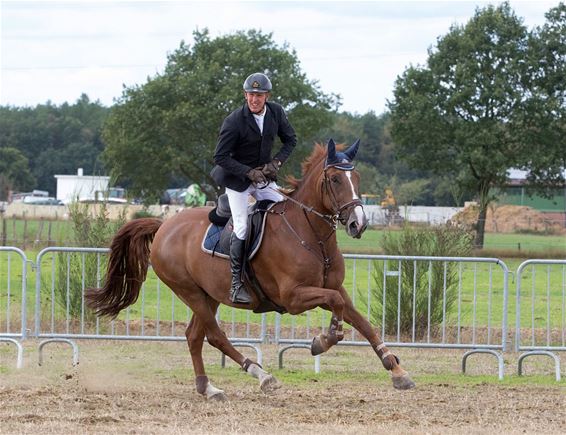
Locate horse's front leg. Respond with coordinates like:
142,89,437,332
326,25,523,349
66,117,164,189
339,287,416,390
311,313,345,356
283,286,346,356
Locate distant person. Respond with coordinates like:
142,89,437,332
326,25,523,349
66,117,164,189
210,72,297,304
184,184,206,208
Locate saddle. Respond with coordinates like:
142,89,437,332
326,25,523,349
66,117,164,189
201,194,286,314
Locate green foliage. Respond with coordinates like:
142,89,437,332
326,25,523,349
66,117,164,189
102,29,338,203
521,3,566,191
354,161,380,194
132,209,157,219
377,176,432,206
0,147,35,200
52,202,126,319
0,95,109,195
66,201,126,247
318,111,387,168
320,111,470,206
388,2,565,247
369,225,474,337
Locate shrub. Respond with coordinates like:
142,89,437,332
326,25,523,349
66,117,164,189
132,208,156,219
52,202,126,320
368,224,473,338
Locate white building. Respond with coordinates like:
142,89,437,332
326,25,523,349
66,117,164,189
54,168,110,204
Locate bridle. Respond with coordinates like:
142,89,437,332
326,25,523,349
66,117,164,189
261,163,362,230
260,163,364,286
321,163,363,226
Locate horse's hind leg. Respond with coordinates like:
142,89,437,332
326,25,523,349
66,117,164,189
201,313,279,394
339,287,415,390
185,299,227,401
185,292,278,396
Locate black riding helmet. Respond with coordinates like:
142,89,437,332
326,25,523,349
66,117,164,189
243,73,272,93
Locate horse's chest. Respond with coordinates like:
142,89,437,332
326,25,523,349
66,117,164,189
303,261,345,289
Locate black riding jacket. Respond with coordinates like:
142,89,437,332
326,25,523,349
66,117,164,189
210,101,297,192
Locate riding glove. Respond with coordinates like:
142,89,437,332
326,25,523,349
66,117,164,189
262,159,281,181
246,168,268,185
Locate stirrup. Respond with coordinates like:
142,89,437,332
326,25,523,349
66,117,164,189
230,285,252,304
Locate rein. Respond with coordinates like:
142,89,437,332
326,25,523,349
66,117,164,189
262,163,363,228
268,199,335,284
266,185,338,229
261,166,363,285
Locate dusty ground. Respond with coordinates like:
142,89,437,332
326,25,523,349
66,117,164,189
1,341,565,434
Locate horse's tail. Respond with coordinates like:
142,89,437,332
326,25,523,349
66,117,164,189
85,217,163,318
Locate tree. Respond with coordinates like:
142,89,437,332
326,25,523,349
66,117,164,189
317,111,468,206
521,3,566,191
0,95,109,195
102,29,338,203
0,147,35,200
317,111,387,168
388,3,548,247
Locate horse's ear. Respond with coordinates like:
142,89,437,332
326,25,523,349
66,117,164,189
343,139,360,161
326,138,337,166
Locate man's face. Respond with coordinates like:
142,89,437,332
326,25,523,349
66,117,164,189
245,91,269,114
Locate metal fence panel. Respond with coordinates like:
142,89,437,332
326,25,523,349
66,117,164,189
11,243,566,380
0,247,28,339
275,255,510,352
515,259,566,352
28,248,512,355
0,247,27,368
33,247,266,343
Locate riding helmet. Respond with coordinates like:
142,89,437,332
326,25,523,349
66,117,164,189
243,73,272,93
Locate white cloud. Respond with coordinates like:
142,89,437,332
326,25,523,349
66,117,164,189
0,0,560,113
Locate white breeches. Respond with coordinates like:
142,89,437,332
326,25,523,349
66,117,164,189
225,182,283,240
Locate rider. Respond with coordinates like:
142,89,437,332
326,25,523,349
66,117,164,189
210,72,297,305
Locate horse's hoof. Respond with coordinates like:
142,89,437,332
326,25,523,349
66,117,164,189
311,337,325,356
392,374,416,390
208,391,228,401
260,375,280,394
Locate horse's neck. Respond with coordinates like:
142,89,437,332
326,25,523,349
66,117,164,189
290,171,327,217
285,173,337,245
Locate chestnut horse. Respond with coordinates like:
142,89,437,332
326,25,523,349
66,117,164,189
86,139,415,400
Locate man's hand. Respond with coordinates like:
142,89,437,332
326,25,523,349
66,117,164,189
246,168,268,185
262,159,281,181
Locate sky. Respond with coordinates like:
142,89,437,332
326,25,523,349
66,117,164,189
0,0,561,115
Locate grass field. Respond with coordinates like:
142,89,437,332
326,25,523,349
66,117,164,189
2,216,565,255
337,228,566,257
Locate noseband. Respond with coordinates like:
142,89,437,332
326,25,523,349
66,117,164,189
322,164,363,226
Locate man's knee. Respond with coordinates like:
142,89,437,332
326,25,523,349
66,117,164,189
232,222,247,240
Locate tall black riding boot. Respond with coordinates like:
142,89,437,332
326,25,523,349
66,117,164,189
229,233,252,304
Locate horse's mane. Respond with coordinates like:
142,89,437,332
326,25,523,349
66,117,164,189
285,143,327,190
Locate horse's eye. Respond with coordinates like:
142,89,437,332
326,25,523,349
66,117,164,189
331,175,340,183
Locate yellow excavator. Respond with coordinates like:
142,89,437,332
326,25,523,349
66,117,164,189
381,188,403,225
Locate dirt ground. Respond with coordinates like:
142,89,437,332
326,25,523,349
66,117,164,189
1,341,565,434
451,204,564,234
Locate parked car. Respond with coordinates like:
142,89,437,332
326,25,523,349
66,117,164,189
22,196,63,205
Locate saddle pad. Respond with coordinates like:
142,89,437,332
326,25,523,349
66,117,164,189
202,223,225,254
201,201,274,259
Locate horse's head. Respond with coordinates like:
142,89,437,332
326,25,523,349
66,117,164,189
322,138,368,239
